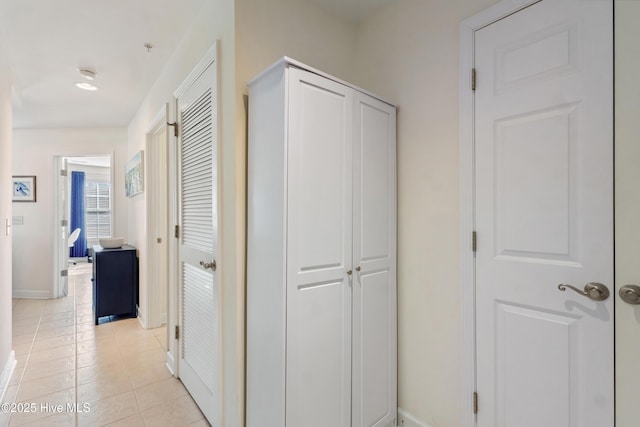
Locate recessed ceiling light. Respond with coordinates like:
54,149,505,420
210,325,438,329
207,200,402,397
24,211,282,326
79,69,96,80
75,82,98,91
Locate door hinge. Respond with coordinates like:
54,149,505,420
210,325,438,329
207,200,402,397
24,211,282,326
60,219,68,227
472,231,477,252
60,169,68,177
472,68,477,91
167,122,178,138
473,391,478,414
174,225,180,238
175,325,180,340
60,270,68,277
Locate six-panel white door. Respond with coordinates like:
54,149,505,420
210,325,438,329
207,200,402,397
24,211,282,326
474,0,613,425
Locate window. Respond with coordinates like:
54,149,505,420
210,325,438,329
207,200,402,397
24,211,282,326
85,181,111,239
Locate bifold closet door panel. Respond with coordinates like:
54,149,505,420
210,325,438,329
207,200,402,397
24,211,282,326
352,92,397,427
285,67,354,427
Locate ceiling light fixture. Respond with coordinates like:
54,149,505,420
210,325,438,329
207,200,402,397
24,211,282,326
75,82,98,91
79,68,96,80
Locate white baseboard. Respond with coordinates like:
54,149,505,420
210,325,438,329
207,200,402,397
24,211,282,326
12,290,51,299
0,351,16,404
137,306,146,329
398,408,431,427
166,351,175,376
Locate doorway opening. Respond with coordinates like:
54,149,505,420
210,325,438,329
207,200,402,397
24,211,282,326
52,154,114,299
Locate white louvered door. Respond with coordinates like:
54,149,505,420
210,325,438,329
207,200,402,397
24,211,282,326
176,53,219,425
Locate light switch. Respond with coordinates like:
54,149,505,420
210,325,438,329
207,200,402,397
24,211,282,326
12,216,24,226
5,218,10,236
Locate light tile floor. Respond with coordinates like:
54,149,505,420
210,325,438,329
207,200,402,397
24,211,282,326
1,263,209,427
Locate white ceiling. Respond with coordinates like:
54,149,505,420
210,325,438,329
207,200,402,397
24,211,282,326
0,0,206,129
0,0,392,129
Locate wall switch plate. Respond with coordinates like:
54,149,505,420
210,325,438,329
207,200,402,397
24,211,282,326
12,216,24,226
5,218,10,236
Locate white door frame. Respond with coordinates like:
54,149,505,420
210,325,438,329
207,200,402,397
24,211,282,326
51,152,115,298
144,105,169,330
459,1,542,425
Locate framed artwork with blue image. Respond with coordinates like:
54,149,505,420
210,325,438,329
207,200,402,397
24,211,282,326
12,176,36,202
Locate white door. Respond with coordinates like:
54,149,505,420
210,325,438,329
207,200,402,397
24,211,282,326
286,68,353,427
56,157,69,297
147,117,169,328
176,56,219,424
474,1,613,426
352,92,397,427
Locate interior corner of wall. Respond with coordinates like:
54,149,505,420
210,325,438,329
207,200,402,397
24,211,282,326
398,408,433,427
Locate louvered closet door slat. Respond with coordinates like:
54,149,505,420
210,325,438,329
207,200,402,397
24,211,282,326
182,263,217,391
181,90,214,253
182,91,211,120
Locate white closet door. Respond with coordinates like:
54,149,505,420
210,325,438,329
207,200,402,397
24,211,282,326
176,56,219,425
286,68,353,427
352,92,397,427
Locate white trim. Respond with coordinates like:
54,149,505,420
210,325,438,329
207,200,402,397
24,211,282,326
0,351,16,404
137,306,146,329
173,44,217,99
12,290,51,299
145,105,169,330
459,1,540,426
398,408,431,427
248,56,396,107
145,107,167,134
166,351,176,376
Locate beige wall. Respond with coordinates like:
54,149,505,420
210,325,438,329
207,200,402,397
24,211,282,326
0,47,13,392
11,128,127,298
352,1,498,425
235,1,357,424
125,0,240,424
614,1,640,425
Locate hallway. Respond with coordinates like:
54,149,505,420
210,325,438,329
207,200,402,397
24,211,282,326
0,263,209,426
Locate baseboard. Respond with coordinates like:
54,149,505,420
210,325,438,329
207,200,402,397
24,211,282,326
137,306,146,329
166,351,175,376
398,408,431,427
12,290,51,299
0,351,16,404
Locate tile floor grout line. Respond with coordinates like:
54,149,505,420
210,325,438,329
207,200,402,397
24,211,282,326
8,299,45,426
74,266,79,427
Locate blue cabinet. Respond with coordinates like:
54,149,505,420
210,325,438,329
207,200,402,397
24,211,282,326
92,245,139,325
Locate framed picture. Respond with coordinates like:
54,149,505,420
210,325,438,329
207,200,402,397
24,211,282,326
125,151,144,197
12,176,37,202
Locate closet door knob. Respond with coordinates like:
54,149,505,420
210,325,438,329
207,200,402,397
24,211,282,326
355,266,361,272
200,260,216,271
347,270,352,276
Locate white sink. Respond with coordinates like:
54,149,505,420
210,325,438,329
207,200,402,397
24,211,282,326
99,237,125,249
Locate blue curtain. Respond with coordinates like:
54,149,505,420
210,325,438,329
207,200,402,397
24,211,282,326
70,171,87,257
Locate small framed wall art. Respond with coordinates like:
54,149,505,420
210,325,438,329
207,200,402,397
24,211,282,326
125,151,144,198
12,175,37,202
